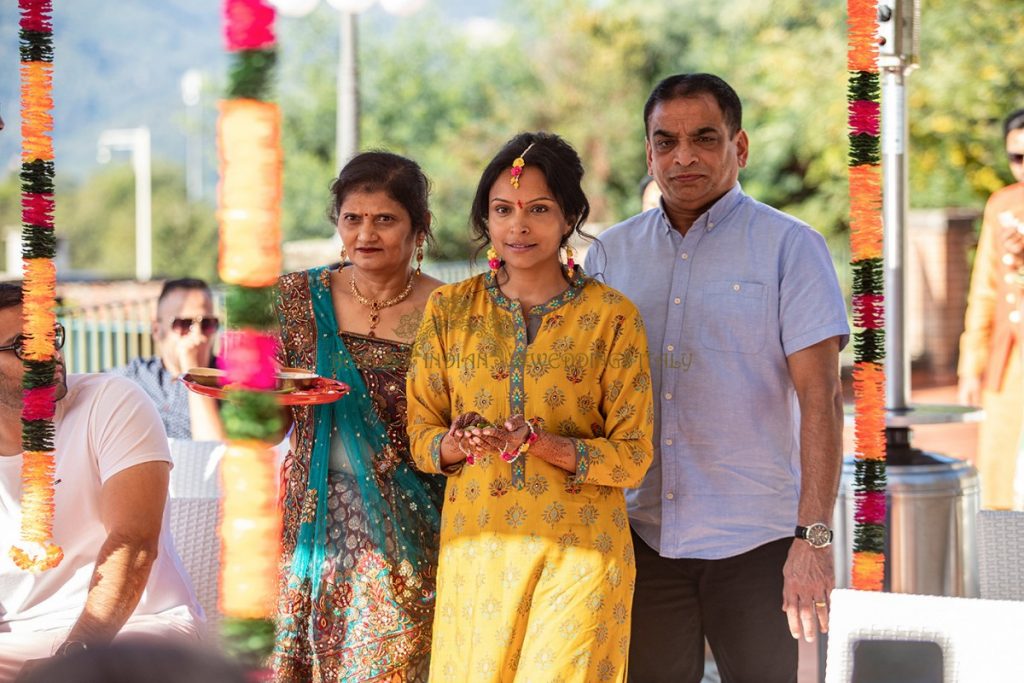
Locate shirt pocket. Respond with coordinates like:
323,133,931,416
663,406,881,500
699,280,767,354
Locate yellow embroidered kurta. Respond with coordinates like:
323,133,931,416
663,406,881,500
406,273,654,683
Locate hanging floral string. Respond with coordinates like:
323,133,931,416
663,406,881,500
217,0,284,620
10,0,63,574
848,0,886,591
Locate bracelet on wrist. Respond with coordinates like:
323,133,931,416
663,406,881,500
455,436,478,465
501,420,539,463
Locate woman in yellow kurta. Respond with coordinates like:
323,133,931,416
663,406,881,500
406,132,654,682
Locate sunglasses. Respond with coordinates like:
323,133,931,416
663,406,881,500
0,323,66,361
170,316,220,336
1009,152,1024,165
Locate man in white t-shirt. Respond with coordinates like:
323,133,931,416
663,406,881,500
0,283,201,679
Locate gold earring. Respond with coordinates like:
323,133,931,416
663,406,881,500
340,244,348,264
415,244,424,276
565,245,576,277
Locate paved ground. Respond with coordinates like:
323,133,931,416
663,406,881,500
842,376,978,463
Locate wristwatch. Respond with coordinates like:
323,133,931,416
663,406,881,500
795,523,834,548
54,640,88,657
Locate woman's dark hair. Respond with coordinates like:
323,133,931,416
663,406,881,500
469,131,591,253
644,73,743,137
327,151,433,244
1005,107,1024,138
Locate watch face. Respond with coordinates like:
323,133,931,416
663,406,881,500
806,523,833,548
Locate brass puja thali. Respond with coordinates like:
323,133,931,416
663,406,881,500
181,367,349,406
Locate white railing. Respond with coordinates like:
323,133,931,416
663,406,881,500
424,260,481,284
58,298,155,374
56,263,482,375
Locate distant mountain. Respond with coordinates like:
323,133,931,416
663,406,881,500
1,1,224,183
0,0,501,185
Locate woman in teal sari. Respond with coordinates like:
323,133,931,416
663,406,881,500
272,152,445,682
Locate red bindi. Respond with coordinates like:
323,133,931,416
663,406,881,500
516,200,523,209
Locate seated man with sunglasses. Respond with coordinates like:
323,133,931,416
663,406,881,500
0,283,200,675
109,278,224,441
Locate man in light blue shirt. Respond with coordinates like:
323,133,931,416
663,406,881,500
586,73,849,683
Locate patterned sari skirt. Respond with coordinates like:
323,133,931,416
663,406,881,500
274,470,434,682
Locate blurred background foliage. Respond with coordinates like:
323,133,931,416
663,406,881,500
0,0,1022,279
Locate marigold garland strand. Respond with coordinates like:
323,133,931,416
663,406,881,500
217,0,283,621
848,0,886,591
11,0,62,573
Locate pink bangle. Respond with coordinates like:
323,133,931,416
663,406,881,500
455,436,478,465
501,421,539,463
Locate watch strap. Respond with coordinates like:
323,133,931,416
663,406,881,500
54,640,88,657
794,523,834,547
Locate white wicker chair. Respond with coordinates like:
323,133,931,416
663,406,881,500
167,439,224,633
825,588,1024,682
977,509,1024,601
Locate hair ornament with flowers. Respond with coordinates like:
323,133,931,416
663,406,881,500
509,142,536,189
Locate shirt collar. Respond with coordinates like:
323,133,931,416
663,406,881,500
660,183,745,235
653,197,673,235
703,183,744,230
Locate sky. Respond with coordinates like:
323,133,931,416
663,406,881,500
0,0,504,184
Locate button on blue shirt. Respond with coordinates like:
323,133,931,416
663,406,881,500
585,185,849,559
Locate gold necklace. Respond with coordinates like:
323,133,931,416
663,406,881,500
349,270,417,337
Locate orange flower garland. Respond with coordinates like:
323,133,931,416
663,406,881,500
21,258,57,360
219,441,281,617
11,0,63,573
216,0,284,620
848,0,886,591
217,99,282,288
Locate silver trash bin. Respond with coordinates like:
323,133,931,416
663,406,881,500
833,452,979,597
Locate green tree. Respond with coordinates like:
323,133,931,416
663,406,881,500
909,0,1024,208
500,0,850,245
0,173,20,234
57,164,219,282
280,0,1024,268
18,0,1010,278
276,10,538,260
276,12,340,244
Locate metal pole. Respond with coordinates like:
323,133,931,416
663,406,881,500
881,64,911,412
133,128,152,282
337,10,359,170
181,69,204,202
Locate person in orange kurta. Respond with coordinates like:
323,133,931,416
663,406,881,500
958,108,1024,509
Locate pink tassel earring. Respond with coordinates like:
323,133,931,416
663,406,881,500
487,246,500,275
565,245,575,277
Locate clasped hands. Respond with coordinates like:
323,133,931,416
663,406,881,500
447,412,530,465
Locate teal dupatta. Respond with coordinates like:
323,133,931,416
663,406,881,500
288,266,441,596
